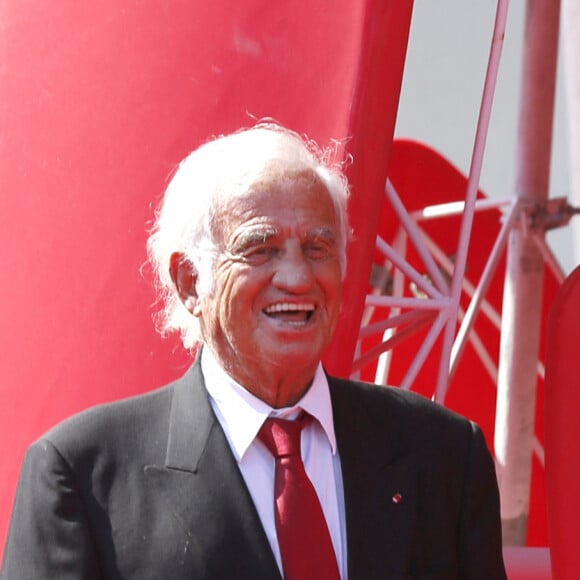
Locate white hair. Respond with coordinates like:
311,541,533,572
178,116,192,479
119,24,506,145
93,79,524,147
146,121,351,349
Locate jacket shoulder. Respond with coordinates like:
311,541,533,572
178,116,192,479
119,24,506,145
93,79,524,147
328,375,480,453
36,372,189,467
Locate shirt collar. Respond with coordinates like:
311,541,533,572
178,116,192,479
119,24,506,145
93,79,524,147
201,347,337,461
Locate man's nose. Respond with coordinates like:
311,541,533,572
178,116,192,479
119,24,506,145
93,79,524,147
272,247,314,292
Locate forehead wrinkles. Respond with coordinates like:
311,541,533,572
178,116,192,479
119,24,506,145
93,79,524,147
213,168,335,245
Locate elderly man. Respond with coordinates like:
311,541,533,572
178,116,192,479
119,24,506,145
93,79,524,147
1,123,506,579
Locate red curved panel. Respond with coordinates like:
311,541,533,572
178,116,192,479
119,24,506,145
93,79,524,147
545,265,580,579
0,0,412,554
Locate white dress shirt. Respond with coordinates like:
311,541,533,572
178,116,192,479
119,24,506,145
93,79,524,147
201,347,347,578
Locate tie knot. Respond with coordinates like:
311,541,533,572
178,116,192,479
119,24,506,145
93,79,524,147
258,413,312,458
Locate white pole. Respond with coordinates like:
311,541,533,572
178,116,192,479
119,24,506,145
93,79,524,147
494,0,561,545
562,0,580,263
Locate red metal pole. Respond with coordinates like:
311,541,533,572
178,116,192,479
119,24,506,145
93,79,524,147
323,0,414,377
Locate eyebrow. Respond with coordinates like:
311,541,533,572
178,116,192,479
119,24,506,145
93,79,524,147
306,227,337,242
231,226,337,252
229,228,278,253
234,228,278,246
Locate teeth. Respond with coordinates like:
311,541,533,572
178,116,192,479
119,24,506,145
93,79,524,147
265,303,315,314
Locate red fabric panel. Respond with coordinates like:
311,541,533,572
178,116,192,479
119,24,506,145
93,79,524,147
545,265,580,579
323,1,415,376
0,0,412,554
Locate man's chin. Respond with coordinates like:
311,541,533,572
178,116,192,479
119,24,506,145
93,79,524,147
265,342,324,369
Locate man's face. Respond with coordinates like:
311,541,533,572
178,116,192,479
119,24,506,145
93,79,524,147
194,170,343,401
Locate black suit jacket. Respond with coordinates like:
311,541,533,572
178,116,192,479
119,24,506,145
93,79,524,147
1,360,506,579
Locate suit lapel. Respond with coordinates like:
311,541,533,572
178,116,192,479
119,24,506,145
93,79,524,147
144,360,281,579
330,376,418,580
141,364,418,578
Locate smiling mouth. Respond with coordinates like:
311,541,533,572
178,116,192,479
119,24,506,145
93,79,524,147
263,302,316,324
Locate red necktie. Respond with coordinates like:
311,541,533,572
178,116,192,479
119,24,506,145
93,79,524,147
258,414,341,580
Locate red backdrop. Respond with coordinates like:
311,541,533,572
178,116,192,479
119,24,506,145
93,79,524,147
545,265,580,579
0,1,561,571
0,0,413,554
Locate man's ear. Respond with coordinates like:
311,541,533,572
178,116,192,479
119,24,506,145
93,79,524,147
169,252,200,315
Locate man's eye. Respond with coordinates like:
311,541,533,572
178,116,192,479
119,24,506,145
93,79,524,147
244,245,278,263
304,242,331,259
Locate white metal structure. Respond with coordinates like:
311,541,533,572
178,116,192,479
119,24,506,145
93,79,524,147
351,0,579,550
